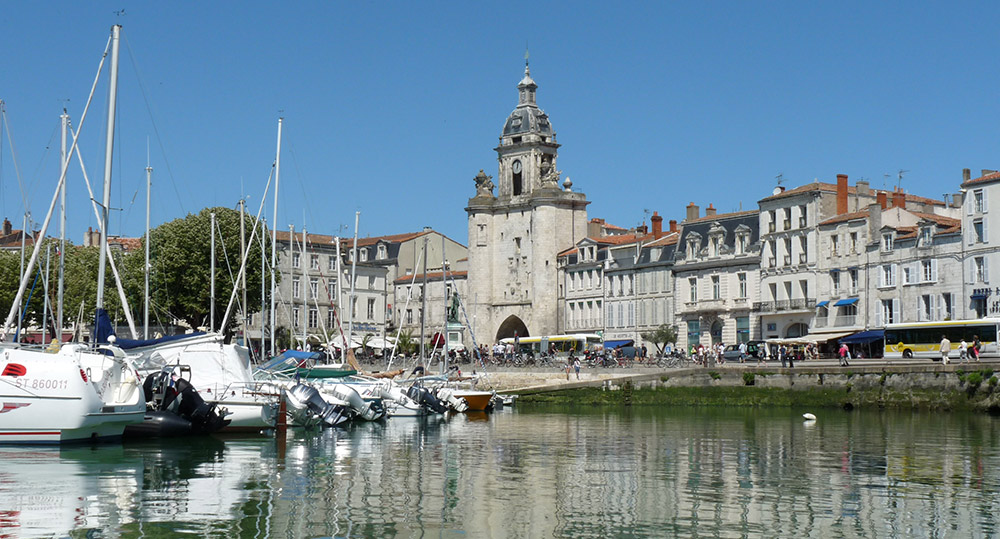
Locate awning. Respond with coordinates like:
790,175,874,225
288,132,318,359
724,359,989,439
971,293,988,300
603,339,634,349
816,301,829,308
834,298,859,306
839,330,884,344
799,330,856,343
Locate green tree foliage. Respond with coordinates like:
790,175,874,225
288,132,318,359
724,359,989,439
641,324,678,355
146,207,272,336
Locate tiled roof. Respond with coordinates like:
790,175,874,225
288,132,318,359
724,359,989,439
760,181,944,207
0,229,37,249
683,209,759,224
818,211,869,226
644,232,680,247
393,270,468,284
962,170,1000,188
910,211,960,228
109,237,142,251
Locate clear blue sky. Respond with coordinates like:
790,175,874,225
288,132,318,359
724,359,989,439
2,2,997,246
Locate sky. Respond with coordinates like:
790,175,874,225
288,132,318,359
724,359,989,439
1,2,998,247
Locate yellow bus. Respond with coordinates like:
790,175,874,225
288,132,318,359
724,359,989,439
499,334,603,357
883,319,1000,359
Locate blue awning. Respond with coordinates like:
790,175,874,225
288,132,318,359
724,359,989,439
816,301,829,308
971,293,988,300
834,298,859,306
839,330,885,344
603,339,634,349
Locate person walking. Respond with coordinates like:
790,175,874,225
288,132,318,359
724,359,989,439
779,345,787,368
574,356,581,380
940,334,951,365
973,335,982,361
738,341,747,363
838,342,850,367
960,339,968,362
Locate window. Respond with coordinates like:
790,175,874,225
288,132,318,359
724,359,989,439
849,269,859,292
832,270,841,292
736,317,750,343
328,282,336,300
367,298,375,320
328,309,336,327
689,278,698,302
710,237,720,257
292,252,300,268
712,276,720,299
921,260,936,282
310,254,319,270
975,257,987,282
831,234,839,255
975,189,985,213
882,232,894,251
942,293,954,320
783,238,792,265
738,273,747,298
974,219,985,243
798,235,807,263
919,295,933,322
360,248,369,262
351,297,358,318
292,277,301,299
783,208,792,230
902,265,914,285
292,307,300,327
329,256,337,271
798,205,807,228
850,232,858,253
607,303,614,327
405,309,413,324
687,320,700,346
377,244,387,260
919,227,933,247
569,272,574,291
880,264,896,287
308,307,318,328
309,278,318,299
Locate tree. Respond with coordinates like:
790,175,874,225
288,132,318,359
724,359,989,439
146,207,272,337
641,324,678,355
396,328,416,355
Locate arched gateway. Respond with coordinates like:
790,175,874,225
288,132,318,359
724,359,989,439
495,315,529,343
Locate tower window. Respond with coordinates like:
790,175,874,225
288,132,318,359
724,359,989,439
512,136,522,144
513,172,523,195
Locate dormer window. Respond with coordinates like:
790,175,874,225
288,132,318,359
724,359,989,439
919,227,933,247
710,237,720,257
360,248,368,262
377,244,387,260
882,232,894,252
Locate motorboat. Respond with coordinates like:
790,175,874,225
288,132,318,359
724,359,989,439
284,382,352,428
124,365,231,437
0,340,146,443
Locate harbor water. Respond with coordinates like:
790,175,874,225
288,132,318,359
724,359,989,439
2,405,999,537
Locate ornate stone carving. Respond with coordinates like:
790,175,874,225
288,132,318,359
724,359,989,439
474,169,495,197
539,158,560,188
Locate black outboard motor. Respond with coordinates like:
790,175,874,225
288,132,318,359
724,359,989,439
127,369,231,437
407,384,449,414
287,383,352,427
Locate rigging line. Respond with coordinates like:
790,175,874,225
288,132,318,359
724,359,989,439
284,138,318,233
121,32,186,215
0,105,29,214
27,120,60,214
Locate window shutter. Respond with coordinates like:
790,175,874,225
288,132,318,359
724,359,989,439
879,266,886,287
985,257,990,284
969,259,976,284
891,264,898,286
892,298,901,324
984,189,989,214
934,295,942,320
931,259,938,282
969,192,975,215
984,217,990,243
875,308,883,327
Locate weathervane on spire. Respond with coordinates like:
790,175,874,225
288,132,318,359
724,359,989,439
524,44,530,74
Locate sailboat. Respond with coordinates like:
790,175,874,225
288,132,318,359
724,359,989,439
0,25,146,443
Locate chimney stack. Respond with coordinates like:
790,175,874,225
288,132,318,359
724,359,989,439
983,169,997,177
651,212,663,238
1,218,10,236
856,180,870,197
876,191,888,210
686,202,699,222
891,188,906,209
705,204,717,217
836,174,848,214
669,219,678,234
963,168,971,183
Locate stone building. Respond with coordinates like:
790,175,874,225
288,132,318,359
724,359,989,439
466,62,589,344
960,169,1000,317
674,205,761,351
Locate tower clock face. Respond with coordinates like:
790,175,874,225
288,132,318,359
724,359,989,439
512,160,522,174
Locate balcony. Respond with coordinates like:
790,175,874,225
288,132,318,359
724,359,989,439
753,298,817,313
813,317,829,328
833,314,857,327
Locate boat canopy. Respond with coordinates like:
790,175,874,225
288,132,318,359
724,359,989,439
94,308,206,349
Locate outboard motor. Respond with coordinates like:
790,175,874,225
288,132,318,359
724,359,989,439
435,387,469,413
407,384,449,414
286,383,352,428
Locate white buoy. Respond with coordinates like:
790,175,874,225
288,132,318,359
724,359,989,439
802,413,816,421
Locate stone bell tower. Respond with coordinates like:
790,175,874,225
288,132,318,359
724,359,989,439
466,60,589,343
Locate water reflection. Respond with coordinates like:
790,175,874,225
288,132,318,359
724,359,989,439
0,408,998,537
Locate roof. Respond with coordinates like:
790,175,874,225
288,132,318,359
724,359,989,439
108,237,142,251
760,181,944,207
962,170,1000,188
683,209,758,225
0,228,37,249
818,211,869,226
394,270,468,285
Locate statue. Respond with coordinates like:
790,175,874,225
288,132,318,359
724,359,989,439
474,170,495,197
447,292,461,323
539,157,560,188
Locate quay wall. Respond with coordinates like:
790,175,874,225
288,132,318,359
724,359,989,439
486,365,1000,412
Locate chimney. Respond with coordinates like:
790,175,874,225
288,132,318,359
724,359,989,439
587,218,604,238
963,168,971,183
876,191,887,210
1,218,10,236
686,202,699,222
891,188,906,209
856,180,869,197
651,212,663,238
669,219,678,233
836,174,848,214
983,169,997,177
953,193,963,208
705,204,717,217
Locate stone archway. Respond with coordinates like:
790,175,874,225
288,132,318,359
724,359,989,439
710,319,724,345
496,315,529,343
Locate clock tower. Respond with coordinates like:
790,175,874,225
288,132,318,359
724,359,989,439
466,61,589,343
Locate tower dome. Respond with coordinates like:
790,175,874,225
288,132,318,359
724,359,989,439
501,63,555,139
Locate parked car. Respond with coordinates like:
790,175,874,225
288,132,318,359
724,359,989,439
722,342,765,362
722,345,743,362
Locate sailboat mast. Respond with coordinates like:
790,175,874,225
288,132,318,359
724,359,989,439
260,218,266,359
239,198,247,342
269,117,282,356
210,211,216,332
289,224,295,347
144,161,151,339
441,233,448,375
95,24,121,311
58,109,68,341
301,225,307,349
419,235,427,362
346,211,359,352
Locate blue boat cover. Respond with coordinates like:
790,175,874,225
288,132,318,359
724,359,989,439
834,298,859,306
258,349,323,372
94,308,206,349
839,330,884,344
603,339,634,349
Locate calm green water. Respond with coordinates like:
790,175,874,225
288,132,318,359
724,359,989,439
2,406,999,538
